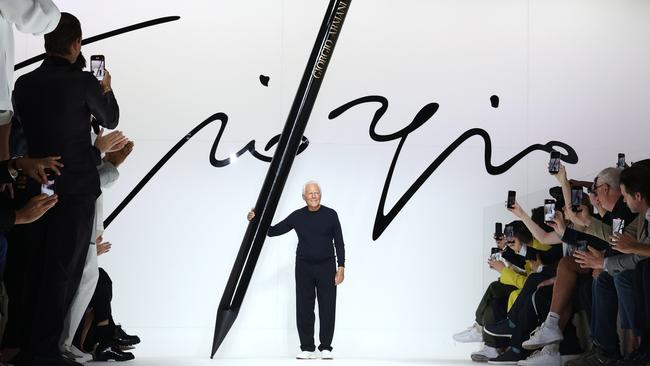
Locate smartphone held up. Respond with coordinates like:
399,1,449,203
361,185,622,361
506,191,516,209
548,151,561,174
494,222,503,240
90,55,105,81
571,187,583,212
544,199,556,223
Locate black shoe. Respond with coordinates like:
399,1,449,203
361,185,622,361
94,344,135,362
31,355,83,366
618,348,650,366
566,347,619,366
484,319,516,338
114,325,141,347
487,347,527,364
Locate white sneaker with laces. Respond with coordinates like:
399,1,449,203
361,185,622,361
453,323,484,343
471,345,500,362
321,350,333,360
296,351,317,360
62,344,93,363
518,343,561,366
522,323,563,350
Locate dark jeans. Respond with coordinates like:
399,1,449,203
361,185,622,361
475,281,516,348
634,259,650,347
592,270,636,356
295,258,337,352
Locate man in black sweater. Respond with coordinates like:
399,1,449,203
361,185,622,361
248,181,345,360
8,12,119,366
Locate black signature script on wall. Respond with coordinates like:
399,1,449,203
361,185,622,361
15,17,579,240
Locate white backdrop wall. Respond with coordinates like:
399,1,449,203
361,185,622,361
11,0,650,359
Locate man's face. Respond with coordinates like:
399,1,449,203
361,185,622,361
303,184,321,210
621,184,643,213
593,177,619,211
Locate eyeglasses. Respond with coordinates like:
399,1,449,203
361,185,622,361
592,183,607,192
589,180,607,196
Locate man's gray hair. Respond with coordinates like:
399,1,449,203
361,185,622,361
597,167,622,191
302,180,322,195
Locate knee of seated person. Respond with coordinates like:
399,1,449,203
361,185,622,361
557,256,578,273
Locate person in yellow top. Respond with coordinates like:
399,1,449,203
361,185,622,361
453,220,548,362
489,221,550,310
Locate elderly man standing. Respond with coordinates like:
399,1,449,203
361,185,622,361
248,181,346,360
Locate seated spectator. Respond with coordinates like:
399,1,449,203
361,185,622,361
526,164,639,366
453,220,544,362
73,237,139,362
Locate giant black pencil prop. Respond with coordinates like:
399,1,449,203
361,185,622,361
211,0,352,357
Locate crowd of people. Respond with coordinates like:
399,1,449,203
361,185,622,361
453,155,650,366
1,2,140,366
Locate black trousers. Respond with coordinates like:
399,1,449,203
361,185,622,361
507,271,555,321
90,268,112,322
3,215,43,349
27,194,95,357
79,267,113,351
295,258,337,352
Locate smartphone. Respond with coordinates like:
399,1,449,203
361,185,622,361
494,222,503,239
507,191,516,209
544,199,556,222
577,240,588,252
617,153,626,169
612,218,625,235
90,55,105,81
548,151,561,174
490,247,500,255
41,179,55,196
505,224,514,243
571,187,583,212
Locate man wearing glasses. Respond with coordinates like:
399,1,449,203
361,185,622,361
248,181,345,360
548,165,641,365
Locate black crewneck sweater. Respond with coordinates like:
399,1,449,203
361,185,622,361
268,205,345,267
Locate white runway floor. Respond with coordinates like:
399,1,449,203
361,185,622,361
93,357,476,366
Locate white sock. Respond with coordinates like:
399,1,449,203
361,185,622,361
545,312,560,328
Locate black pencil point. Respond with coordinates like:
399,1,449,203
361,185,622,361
211,308,239,358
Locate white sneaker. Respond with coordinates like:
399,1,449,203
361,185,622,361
62,344,93,363
522,323,563,350
296,351,317,360
321,350,333,360
453,323,484,343
471,345,500,362
518,343,561,366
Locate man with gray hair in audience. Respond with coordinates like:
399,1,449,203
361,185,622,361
525,165,641,366
248,181,346,360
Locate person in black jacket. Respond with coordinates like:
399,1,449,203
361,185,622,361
248,181,345,360
8,12,119,366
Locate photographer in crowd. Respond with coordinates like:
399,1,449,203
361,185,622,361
6,12,119,366
455,152,650,366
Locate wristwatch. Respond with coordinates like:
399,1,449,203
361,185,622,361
7,157,21,180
